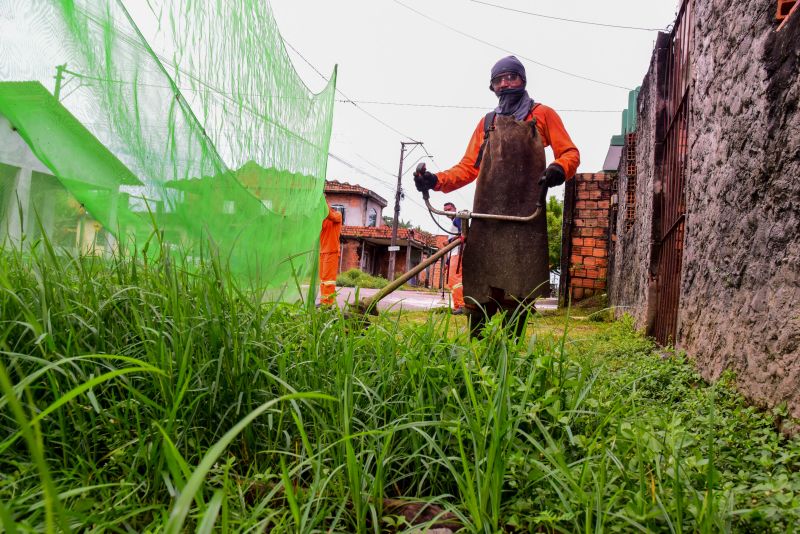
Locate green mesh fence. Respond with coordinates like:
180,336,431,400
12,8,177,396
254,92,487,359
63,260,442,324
0,0,336,296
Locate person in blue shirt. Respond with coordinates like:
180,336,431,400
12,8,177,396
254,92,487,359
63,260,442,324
443,202,464,314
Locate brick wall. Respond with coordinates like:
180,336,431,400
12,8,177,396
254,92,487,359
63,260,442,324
564,173,612,301
423,256,446,289
417,235,449,289
340,239,361,272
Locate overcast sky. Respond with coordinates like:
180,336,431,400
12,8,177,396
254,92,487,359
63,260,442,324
267,0,679,232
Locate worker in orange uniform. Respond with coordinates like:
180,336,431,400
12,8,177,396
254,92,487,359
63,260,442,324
414,55,580,337
319,205,343,306
443,202,465,315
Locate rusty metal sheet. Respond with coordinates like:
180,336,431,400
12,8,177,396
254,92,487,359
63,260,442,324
651,0,693,345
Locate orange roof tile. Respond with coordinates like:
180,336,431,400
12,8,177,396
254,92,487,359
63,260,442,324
325,180,388,207
341,225,442,248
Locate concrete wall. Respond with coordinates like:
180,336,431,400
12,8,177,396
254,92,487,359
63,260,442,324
678,0,800,421
608,2,800,424
608,32,669,328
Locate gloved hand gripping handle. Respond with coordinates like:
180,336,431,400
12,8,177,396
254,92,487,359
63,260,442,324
416,162,432,201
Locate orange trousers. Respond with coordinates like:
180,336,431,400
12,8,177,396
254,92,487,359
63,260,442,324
319,252,339,306
448,255,464,309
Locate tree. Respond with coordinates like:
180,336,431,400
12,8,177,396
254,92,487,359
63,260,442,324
546,196,563,271
382,216,413,229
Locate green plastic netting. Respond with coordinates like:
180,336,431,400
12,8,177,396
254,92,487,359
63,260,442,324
0,0,336,297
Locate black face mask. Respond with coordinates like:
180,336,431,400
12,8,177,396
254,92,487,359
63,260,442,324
495,87,534,121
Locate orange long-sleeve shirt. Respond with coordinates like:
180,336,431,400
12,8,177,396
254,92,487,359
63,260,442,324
320,207,343,255
434,104,580,193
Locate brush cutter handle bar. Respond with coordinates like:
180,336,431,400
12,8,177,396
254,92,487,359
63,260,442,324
423,186,547,222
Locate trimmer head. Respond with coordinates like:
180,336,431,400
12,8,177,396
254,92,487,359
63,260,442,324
348,298,380,317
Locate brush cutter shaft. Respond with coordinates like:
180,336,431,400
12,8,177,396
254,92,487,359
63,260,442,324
355,187,546,315
357,238,461,314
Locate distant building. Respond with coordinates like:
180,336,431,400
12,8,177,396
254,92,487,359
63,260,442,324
0,81,142,254
324,180,387,227
324,180,445,287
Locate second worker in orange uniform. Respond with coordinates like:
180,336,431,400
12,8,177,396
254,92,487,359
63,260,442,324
319,204,343,307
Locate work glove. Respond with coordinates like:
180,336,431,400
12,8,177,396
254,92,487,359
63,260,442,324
538,163,566,189
413,166,438,192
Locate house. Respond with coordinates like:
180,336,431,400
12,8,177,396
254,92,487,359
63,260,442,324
324,180,387,227
0,81,143,254
324,180,446,287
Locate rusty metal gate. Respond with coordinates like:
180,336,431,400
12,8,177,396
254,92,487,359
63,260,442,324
650,0,694,345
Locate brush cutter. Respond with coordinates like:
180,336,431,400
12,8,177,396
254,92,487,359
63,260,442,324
350,163,547,316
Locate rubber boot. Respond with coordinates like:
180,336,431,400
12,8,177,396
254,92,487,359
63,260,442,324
505,299,539,342
467,301,498,339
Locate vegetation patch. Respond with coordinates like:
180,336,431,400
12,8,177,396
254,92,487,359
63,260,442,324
1,247,798,532
337,268,391,289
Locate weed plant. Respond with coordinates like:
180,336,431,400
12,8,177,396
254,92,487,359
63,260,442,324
1,243,799,533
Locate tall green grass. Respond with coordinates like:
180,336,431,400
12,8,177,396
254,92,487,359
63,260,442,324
1,241,799,532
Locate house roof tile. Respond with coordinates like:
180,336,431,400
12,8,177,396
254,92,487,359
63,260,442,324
341,225,443,248
325,180,388,207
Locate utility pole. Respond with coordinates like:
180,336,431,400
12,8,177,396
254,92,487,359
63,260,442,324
54,64,67,100
387,140,423,281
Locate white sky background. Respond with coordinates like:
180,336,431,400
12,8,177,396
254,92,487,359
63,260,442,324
2,1,680,234
265,0,679,232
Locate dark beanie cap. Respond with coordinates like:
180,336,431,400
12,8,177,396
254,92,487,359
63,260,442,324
489,55,526,89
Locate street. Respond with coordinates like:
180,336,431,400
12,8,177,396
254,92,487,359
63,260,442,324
329,286,558,313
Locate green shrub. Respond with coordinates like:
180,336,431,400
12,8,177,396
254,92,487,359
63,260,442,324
336,268,389,289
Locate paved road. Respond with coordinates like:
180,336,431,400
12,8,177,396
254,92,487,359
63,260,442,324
328,286,557,312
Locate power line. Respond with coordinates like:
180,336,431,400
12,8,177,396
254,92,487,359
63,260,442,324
281,38,442,200
328,152,397,191
62,55,397,201
335,98,622,113
283,39,420,142
419,144,440,172
351,151,398,180
469,0,664,32
390,0,633,91
72,5,427,207
63,69,619,113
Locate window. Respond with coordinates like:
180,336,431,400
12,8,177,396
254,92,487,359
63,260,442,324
331,204,345,223
367,207,377,227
